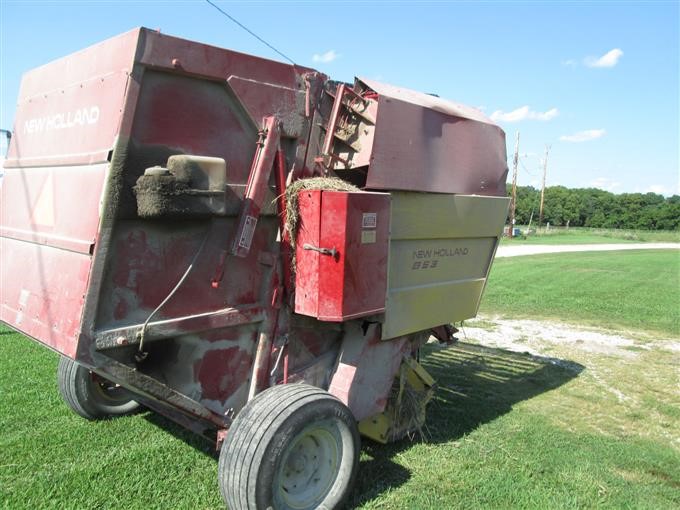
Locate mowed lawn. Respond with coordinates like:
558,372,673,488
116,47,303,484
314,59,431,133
500,227,680,245
1,250,679,509
481,249,680,336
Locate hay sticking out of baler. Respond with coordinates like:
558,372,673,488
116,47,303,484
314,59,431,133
284,177,359,272
385,373,433,443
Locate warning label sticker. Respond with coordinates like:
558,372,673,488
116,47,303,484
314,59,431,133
362,213,377,228
238,215,258,249
361,230,376,244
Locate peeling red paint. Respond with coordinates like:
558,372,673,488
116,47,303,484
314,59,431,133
195,347,254,402
113,297,128,320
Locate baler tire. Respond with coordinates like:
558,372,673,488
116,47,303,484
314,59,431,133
218,383,360,510
57,356,140,420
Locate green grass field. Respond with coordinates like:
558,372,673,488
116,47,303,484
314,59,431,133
1,249,679,509
481,249,680,336
501,227,680,245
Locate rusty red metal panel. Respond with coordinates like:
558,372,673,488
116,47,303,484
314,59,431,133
136,29,317,91
318,191,390,320
6,71,129,168
97,219,275,327
227,76,306,138
0,32,141,358
294,190,390,321
15,28,141,104
359,78,508,197
0,164,106,253
328,323,410,421
294,190,322,318
6,31,139,168
0,162,107,358
0,236,90,358
129,69,258,183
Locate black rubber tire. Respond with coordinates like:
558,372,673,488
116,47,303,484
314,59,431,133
219,383,360,510
57,356,140,420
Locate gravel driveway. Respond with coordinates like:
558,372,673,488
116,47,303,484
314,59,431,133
495,242,680,258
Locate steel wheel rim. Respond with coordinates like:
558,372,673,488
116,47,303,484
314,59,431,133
276,421,342,509
88,372,131,405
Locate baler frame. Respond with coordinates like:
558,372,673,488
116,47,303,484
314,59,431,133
1,27,509,509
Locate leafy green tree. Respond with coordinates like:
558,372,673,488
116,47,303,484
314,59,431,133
506,185,678,231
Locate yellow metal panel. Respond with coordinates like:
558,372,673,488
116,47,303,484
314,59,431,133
390,192,509,240
403,355,436,388
382,192,508,340
358,412,391,444
388,237,496,289
383,279,486,340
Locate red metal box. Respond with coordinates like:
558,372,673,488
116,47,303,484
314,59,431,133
294,190,390,321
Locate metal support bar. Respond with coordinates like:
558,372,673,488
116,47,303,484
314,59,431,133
247,279,283,401
100,360,226,428
274,148,293,296
230,116,281,258
320,83,347,160
95,304,264,350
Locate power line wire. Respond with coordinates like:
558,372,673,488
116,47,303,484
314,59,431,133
204,0,296,65
519,156,538,178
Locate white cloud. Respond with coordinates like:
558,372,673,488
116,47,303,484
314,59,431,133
646,185,666,194
490,106,559,123
584,48,623,68
589,177,621,191
559,129,606,142
645,184,677,196
312,50,339,63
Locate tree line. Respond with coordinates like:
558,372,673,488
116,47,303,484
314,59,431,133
509,185,680,230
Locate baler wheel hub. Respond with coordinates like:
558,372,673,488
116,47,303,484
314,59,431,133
89,373,133,406
277,423,340,508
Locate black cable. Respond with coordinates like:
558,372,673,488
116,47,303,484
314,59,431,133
519,156,538,178
204,0,296,65
136,228,211,362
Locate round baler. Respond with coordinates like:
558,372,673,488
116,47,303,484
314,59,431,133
0,28,509,509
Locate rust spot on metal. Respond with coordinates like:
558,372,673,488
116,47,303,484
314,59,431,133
113,296,128,320
195,347,253,402
216,428,228,451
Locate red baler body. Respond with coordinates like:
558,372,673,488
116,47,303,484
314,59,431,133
294,190,390,321
1,28,509,437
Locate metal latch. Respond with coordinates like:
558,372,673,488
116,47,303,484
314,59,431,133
303,243,338,258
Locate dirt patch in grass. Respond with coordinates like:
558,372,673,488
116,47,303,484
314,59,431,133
454,316,680,449
461,316,663,359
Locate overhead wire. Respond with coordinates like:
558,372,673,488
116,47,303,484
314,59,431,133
519,155,539,178
204,0,296,65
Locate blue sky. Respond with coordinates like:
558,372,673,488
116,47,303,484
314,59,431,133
1,0,678,195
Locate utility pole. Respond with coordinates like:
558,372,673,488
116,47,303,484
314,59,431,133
509,131,520,237
538,144,551,227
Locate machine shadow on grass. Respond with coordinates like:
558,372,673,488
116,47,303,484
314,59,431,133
135,341,584,507
346,341,584,507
